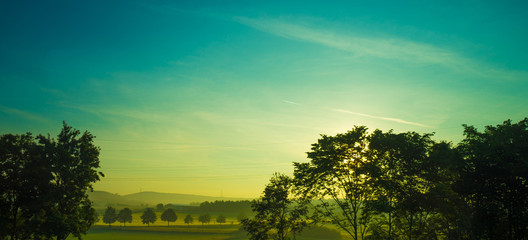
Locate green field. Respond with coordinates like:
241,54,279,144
67,225,343,240
67,225,246,240
66,210,343,239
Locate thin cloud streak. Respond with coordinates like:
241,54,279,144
0,105,51,123
61,104,172,123
331,108,432,128
233,16,528,81
282,100,302,106
234,17,457,64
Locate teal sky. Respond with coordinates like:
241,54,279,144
1,1,527,198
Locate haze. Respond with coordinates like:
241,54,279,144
1,1,527,198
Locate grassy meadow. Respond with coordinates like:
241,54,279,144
66,211,342,240
67,225,246,240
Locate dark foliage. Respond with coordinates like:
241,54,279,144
117,208,132,227
242,173,309,240
160,208,177,226
287,119,528,239
103,206,117,227
455,118,528,239
141,208,157,226
198,213,211,225
0,122,103,240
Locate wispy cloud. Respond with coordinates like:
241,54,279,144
233,16,528,81
60,104,172,123
281,100,302,106
331,108,432,128
0,105,51,123
234,17,458,65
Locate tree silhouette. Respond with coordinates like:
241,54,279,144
103,207,117,227
0,133,47,240
1,123,104,240
37,122,104,240
117,208,132,227
184,214,194,226
293,126,461,239
161,208,177,226
216,215,226,224
368,130,439,239
293,127,373,240
198,214,211,225
242,173,308,240
156,203,164,212
456,118,528,239
141,208,157,227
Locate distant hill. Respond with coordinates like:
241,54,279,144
88,191,249,208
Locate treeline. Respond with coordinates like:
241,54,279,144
100,206,229,227
242,118,528,240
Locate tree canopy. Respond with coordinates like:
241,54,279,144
160,208,177,226
141,208,157,227
184,214,194,225
286,119,528,239
242,173,308,240
198,214,211,225
455,118,528,238
103,207,117,227
0,123,103,240
117,208,132,227
216,215,226,224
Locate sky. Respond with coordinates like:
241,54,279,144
1,0,527,198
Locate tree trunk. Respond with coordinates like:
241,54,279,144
354,210,358,240
409,213,413,240
388,210,392,240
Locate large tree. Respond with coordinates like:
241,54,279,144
0,123,103,240
141,208,157,227
293,127,461,239
0,133,49,240
455,118,528,239
160,208,177,226
293,127,374,240
242,173,308,240
117,208,132,227
367,130,460,239
38,122,103,240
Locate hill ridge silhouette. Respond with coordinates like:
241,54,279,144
89,190,250,208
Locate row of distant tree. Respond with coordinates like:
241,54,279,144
101,206,232,227
242,118,528,240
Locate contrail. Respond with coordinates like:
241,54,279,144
331,108,432,128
